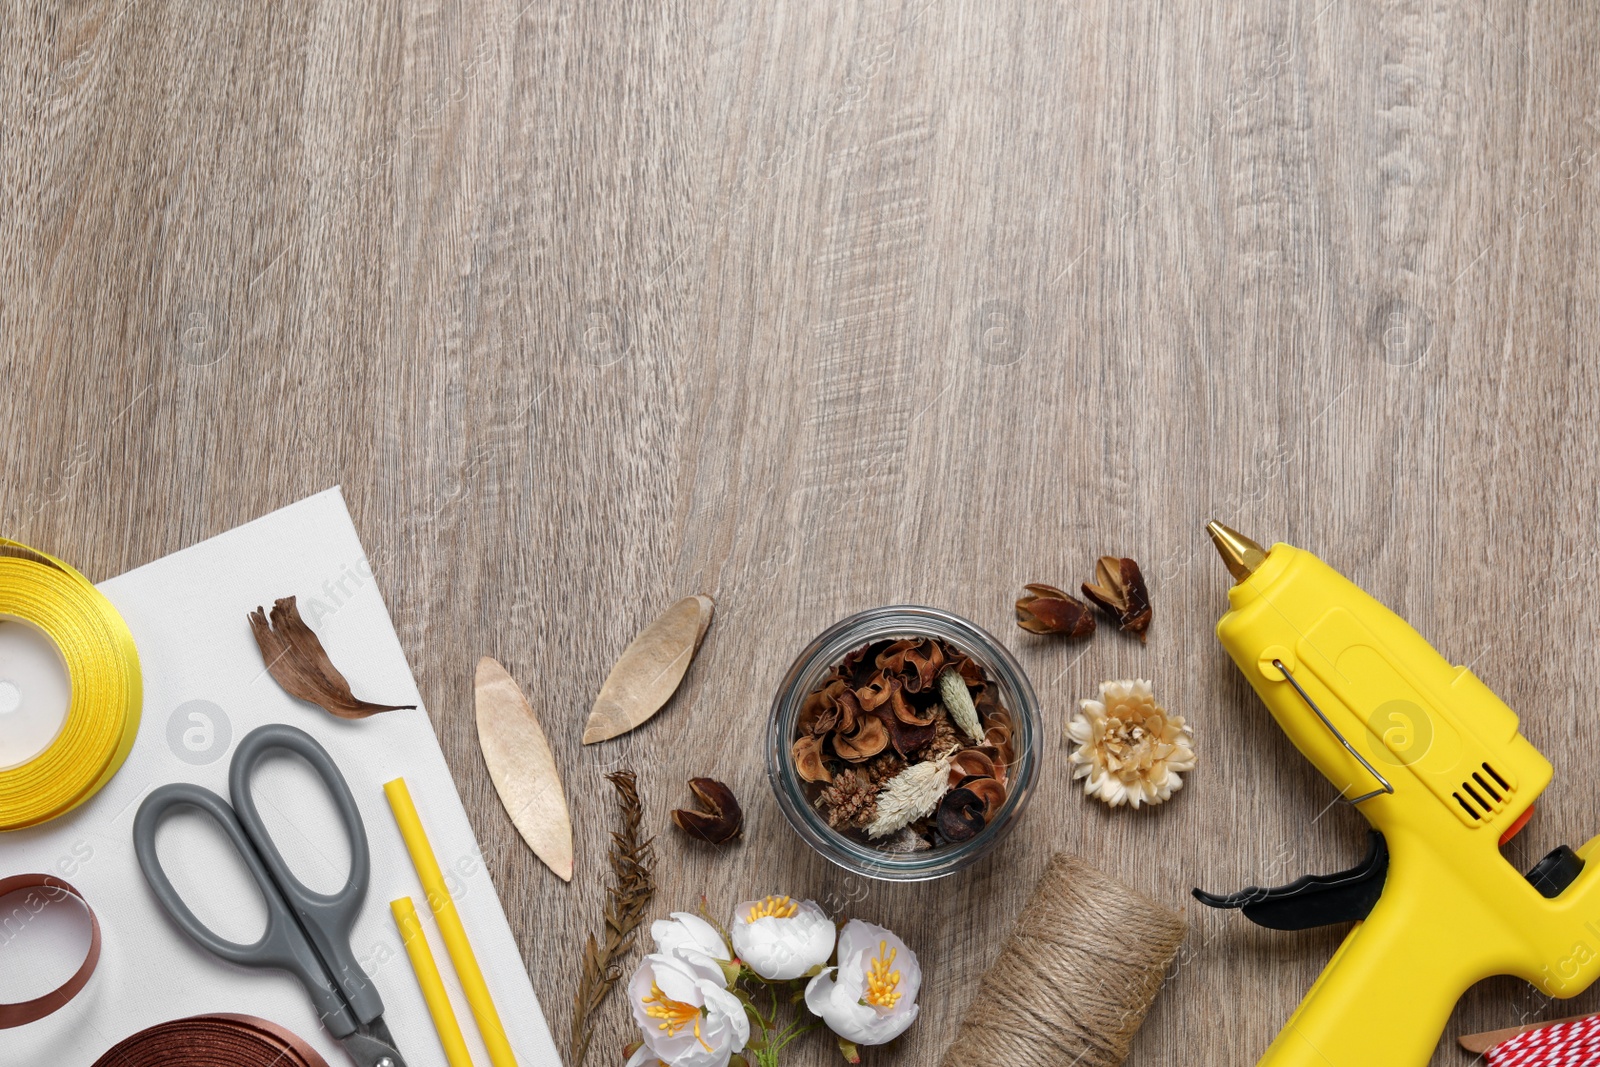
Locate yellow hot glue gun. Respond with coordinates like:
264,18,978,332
1194,523,1600,1067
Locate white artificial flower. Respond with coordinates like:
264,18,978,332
652,911,733,975
805,919,921,1046
728,895,836,980
626,950,749,1067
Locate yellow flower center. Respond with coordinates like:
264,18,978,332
641,981,712,1051
746,894,799,922
862,940,902,1009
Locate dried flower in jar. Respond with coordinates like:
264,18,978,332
791,635,1015,854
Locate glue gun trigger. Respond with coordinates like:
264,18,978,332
1192,831,1389,931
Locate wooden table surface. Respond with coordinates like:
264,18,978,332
6,2,1600,1064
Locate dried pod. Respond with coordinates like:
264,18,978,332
832,713,889,761
948,749,997,784
960,775,1009,820
1014,583,1097,637
1081,557,1153,642
800,678,847,735
792,735,834,784
248,597,416,719
871,704,940,759
937,788,986,842
671,777,743,844
854,673,894,711
887,680,936,726
875,638,945,692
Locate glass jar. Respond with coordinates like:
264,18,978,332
767,605,1041,881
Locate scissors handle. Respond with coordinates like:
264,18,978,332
229,723,383,1027
133,782,360,1037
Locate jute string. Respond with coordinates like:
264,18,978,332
940,852,1187,1067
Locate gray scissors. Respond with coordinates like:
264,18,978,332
134,723,406,1067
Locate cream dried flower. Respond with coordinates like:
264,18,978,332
863,757,951,839
1068,679,1195,809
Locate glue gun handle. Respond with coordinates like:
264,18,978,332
1259,906,1473,1067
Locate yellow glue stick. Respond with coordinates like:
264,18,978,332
391,896,475,1067
385,777,517,1067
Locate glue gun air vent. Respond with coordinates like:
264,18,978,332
1452,763,1512,822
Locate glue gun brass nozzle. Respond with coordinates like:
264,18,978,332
1207,521,1269,583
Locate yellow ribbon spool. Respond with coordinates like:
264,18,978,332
0,538,141,830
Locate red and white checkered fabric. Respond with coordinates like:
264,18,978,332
1488,1015,1600,1066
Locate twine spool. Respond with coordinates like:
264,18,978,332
940,853,1187,1067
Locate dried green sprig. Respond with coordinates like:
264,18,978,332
568,770,656,1067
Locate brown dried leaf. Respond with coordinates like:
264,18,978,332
584,595,715,744
671,778,743,844
1015,583,1096,637
248,596,415,719
475,657,573,881
1081,557,1153,641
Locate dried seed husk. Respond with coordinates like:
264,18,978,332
887,679,936,726
959,775,1008,821
583,594,714,744
248,596,416,719
937,787,986,842
1015,583,1097,637
792,734,834,784
832,713,889,761
671,778,743,844
948,749,997,784
871,704,939,758
875,638,946,693
1081,556,1153,642
800,677,847,735
854,674,894,711
475,656,574,881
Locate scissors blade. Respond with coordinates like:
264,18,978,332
338,1018,407,1067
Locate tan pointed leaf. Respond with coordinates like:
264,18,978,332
475,656,573,882
583,594,714,744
